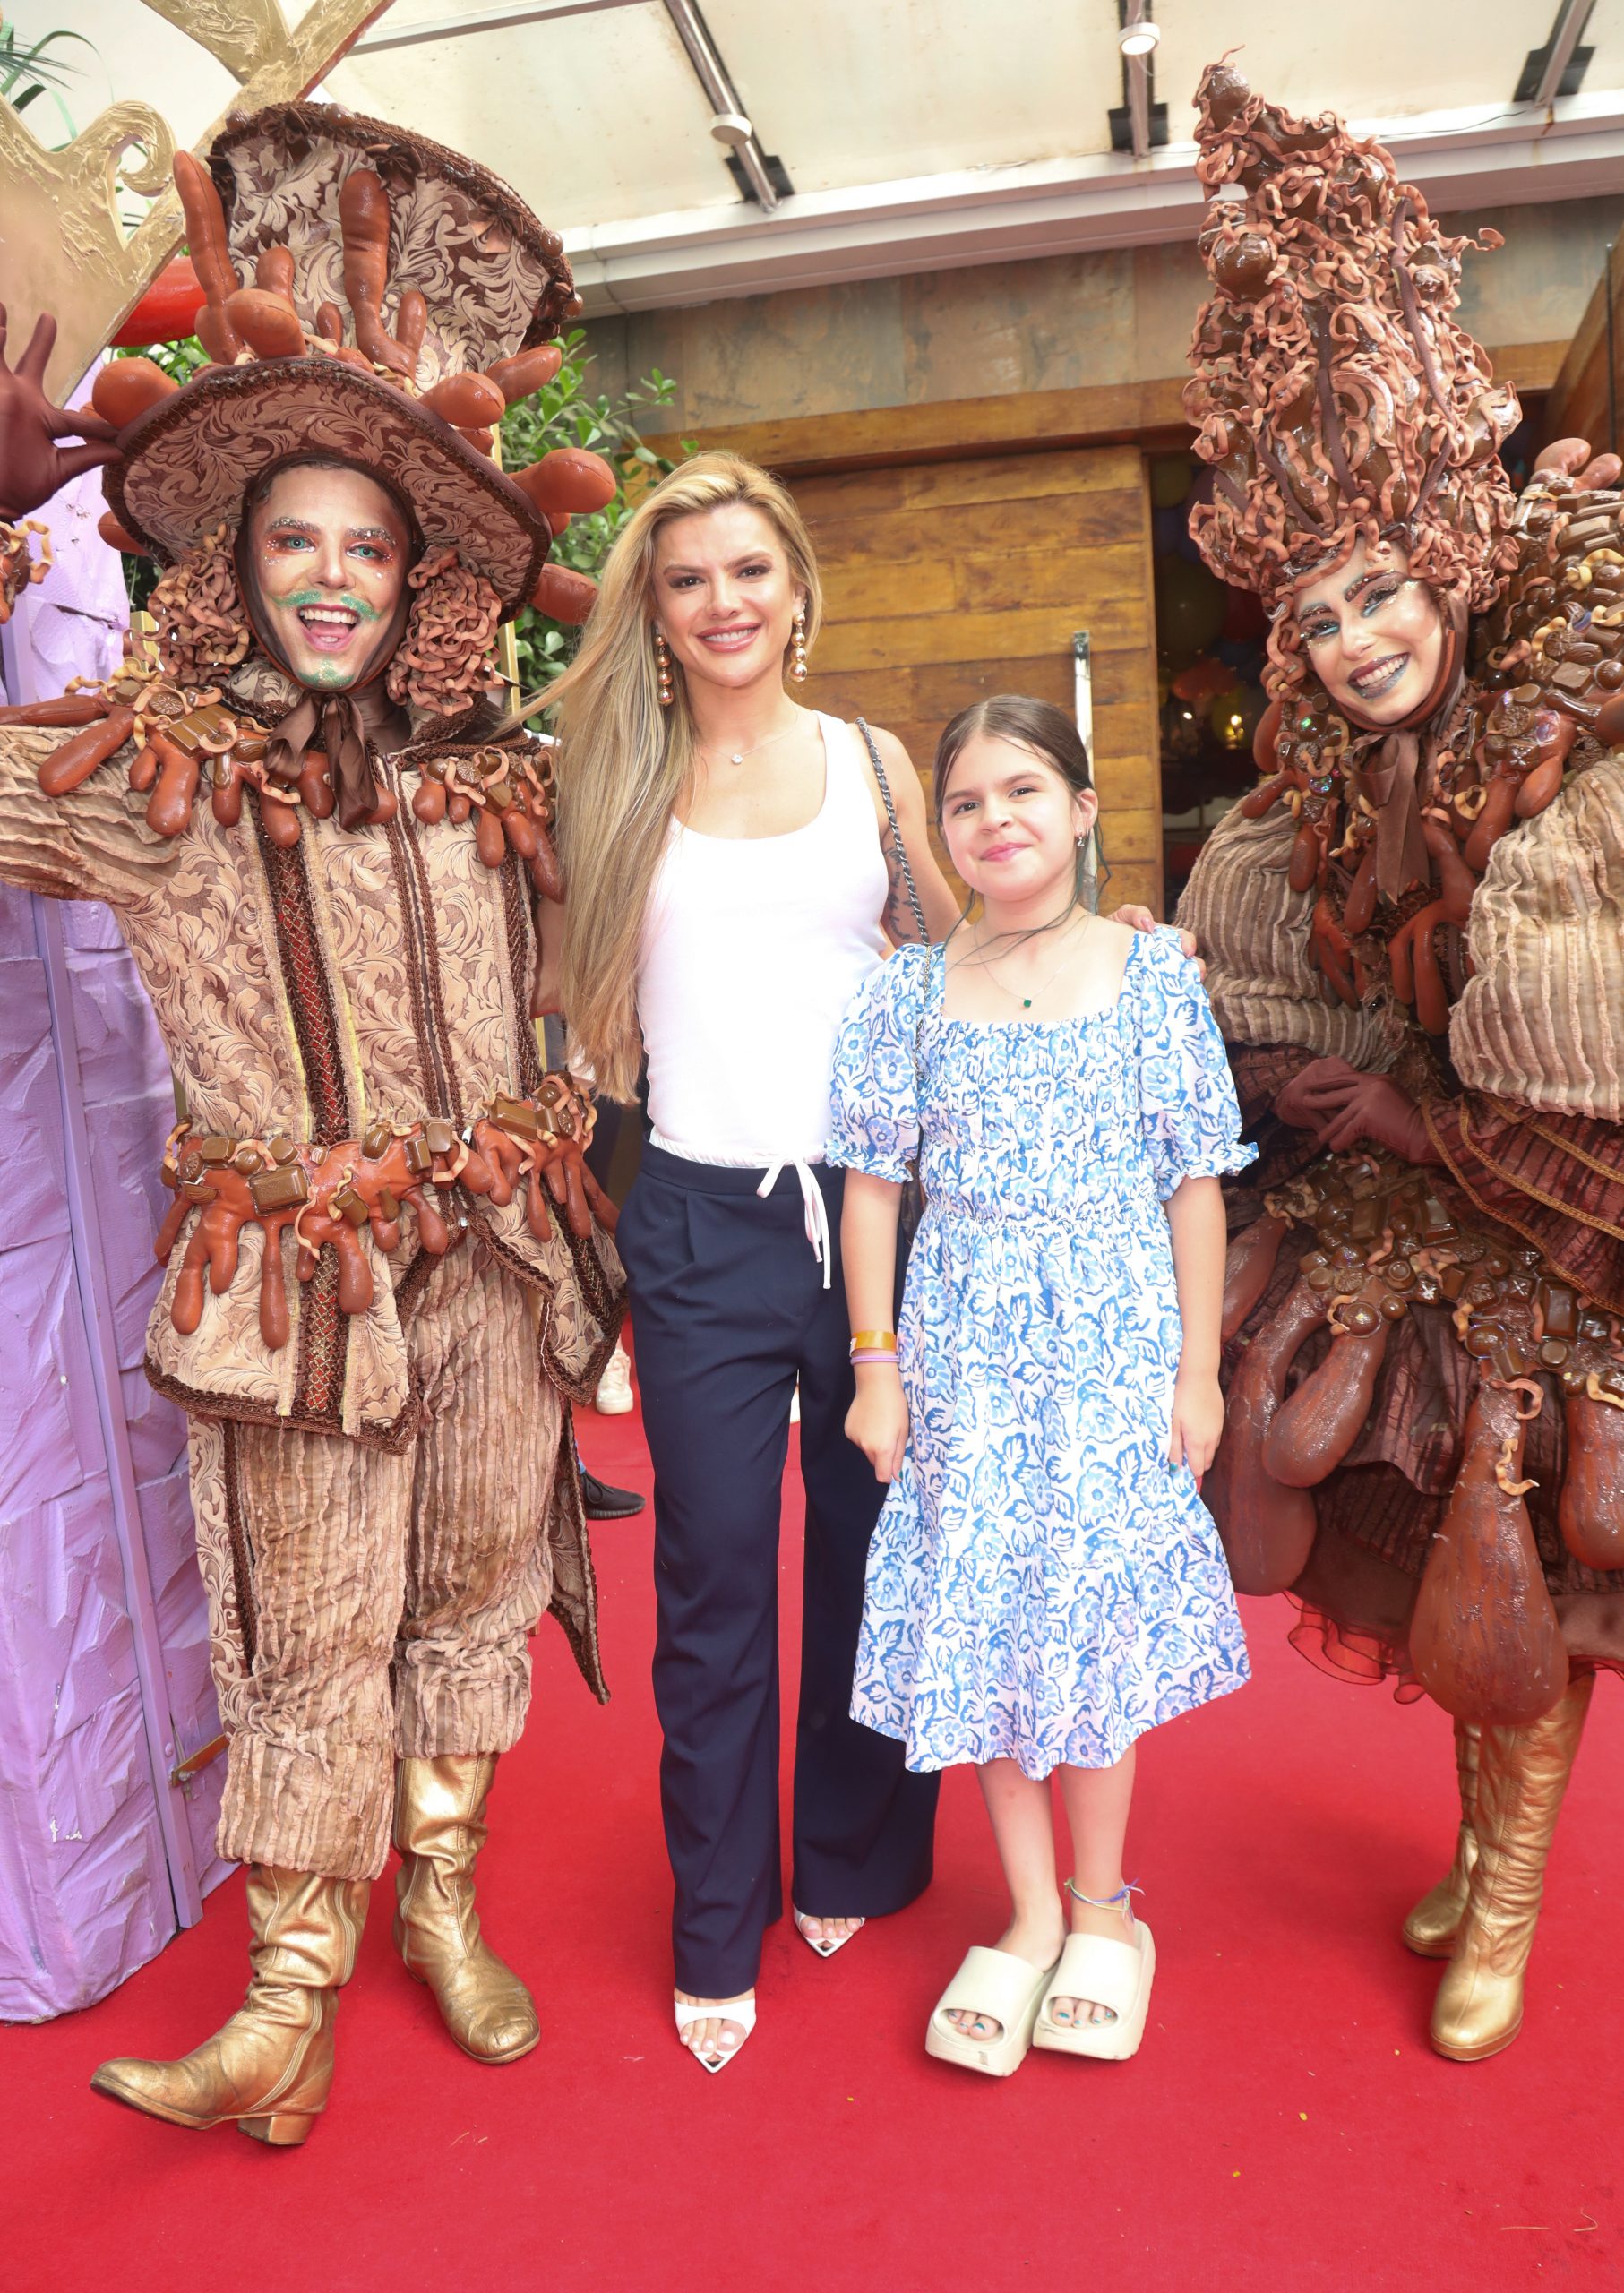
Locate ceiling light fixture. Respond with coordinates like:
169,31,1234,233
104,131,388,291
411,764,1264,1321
1119,12,1159,57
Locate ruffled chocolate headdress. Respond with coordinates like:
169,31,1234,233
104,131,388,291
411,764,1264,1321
1183,59,1521,633
1182,60,1529,899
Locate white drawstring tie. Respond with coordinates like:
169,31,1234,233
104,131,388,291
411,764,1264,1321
757,1158,831,1289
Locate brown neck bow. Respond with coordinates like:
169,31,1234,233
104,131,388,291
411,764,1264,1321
264,686,378,829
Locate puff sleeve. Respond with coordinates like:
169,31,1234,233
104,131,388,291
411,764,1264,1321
825,945,928,1185
1134,931,1258,1202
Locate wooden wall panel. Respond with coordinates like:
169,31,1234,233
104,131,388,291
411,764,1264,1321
797,445,1162,914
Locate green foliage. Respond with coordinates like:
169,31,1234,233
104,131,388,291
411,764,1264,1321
117,334,210,385
500,329,693,697
0,18,96,143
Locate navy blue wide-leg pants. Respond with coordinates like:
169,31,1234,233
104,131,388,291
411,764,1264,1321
618,1145,940,1998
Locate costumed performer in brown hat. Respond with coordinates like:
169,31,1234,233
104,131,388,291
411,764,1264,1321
0,104,627,2143
1173,60,1624,2065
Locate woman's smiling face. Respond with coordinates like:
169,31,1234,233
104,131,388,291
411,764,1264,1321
649,502,803,695
246,463,410,691
1292,536,1444,726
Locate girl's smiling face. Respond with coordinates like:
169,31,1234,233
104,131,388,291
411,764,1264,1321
939,733,1097,904
650,502,803,694
1292,536,1444,726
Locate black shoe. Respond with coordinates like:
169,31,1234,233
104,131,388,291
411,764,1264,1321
580,1466,645,1521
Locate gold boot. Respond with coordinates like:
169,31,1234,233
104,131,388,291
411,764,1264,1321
1402,1720,1480,1958
1431,1672,1594,2063
393,1754,539,2064
90,1867,368,2146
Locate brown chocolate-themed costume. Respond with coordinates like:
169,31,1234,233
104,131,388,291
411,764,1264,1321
0,107,624,2139
1175,63,1624,2064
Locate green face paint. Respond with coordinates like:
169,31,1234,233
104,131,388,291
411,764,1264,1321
279,588,385,621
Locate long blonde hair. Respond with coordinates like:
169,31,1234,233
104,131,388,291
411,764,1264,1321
553,451,824,1102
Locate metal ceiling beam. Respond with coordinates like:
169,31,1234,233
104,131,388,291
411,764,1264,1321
1531,1,1595,107
1123,1,1151,161
564,91,1624,316
658,0,782,213
352,0,645,54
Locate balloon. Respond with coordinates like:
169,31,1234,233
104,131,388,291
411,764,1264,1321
1155,555,1228,663
1150,454,1195,510
1171,656,1235,705
1215,636,1265,676
1153,505,1187,554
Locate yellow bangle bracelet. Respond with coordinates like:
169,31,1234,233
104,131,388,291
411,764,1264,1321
848,1330,897,1354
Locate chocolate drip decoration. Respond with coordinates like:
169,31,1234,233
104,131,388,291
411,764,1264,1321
156,1082,613,1355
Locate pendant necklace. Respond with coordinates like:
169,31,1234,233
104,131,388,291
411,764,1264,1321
974,915,1090,1009
706,717,803,769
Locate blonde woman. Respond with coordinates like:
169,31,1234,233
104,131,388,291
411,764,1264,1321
554,452,1175,2070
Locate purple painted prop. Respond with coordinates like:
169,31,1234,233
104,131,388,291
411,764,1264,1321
0,437,230,2022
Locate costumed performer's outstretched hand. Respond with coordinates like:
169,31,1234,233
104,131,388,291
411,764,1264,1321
0,308,121,521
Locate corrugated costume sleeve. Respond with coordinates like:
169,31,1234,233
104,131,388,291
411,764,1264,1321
0,726,166,908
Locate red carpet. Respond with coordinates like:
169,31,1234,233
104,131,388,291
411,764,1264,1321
3,1392,1620,2292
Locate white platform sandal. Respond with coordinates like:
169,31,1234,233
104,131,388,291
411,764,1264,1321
674,1994,757,2074
924,1945,1059,2078
1034,1882,1155,2061
793,1909,865,1960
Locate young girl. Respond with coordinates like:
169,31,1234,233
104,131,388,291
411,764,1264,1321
829,696,1254,2074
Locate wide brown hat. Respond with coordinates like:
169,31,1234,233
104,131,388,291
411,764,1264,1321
104,104,580,619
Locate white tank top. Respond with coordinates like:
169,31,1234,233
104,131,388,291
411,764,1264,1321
638,713,889,1169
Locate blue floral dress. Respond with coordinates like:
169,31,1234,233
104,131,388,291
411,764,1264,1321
826,930,1255,1778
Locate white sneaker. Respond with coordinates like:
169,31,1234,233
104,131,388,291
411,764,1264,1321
595,1336,634,1416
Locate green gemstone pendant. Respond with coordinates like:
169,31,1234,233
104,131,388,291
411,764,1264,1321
1022,997,1033,1008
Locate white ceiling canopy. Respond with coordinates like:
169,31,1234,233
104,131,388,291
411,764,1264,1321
33,3,1624,318
326,1,1624,313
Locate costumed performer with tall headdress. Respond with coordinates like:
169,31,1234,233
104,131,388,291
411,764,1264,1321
1174,58,1624,2065
0,104,626,2143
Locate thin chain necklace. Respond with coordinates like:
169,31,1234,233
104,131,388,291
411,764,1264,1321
967,912,1091,1010
700,713,804,769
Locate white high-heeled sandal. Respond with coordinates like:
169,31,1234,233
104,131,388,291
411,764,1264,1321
793,1909,865,1960
674,1994,757,2074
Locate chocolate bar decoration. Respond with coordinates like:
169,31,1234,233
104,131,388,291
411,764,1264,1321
249,1161,310,1213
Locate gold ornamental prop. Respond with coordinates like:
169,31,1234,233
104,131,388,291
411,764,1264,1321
0,1,392,399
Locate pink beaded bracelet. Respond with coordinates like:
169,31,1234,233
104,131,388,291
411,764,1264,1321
849,1349,900,1368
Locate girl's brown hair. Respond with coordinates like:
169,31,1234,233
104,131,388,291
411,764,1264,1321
932,693,1092,819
